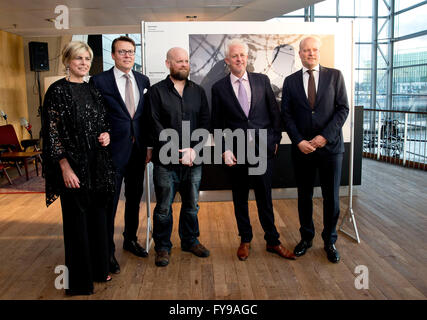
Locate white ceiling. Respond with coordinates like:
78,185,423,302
0,0,323,37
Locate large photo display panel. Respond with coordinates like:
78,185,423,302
143,21,353,144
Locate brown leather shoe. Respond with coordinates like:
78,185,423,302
155,250,170,267
237,242,251,261
266,244,297,260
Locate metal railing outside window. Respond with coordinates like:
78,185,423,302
363,108,427,169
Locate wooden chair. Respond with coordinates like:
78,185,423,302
0,124,42,181
0,160,12,185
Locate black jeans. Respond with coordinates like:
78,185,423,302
152,164,202,253
292,150,343,245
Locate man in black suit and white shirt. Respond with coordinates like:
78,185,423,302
212,38,296,262
281,36,349,263
90,36,151,273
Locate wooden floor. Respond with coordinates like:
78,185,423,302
0,158,426,300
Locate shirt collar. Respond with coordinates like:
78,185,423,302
230,71,248,84
114,66,134,80
165,75,191,89
302,64,320,74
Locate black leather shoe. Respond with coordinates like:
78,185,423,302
324,244,340,263
109,255,120,274
123,240,148,257
293,239,312,257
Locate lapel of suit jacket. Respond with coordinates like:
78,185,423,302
315,65,328,107
108,67,131,117
296,69,312,110
132,70,145,117
226,75,248,119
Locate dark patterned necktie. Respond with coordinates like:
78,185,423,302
307,69,316,109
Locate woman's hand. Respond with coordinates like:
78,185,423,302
98,132,110,147
59,158,80,189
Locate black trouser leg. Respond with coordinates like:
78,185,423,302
122,146,146,242
230,165,252,243
292,150,317,242
60,190,109,293
319,153,343,245
252,158,280,246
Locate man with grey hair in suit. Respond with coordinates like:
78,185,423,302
212,38,296,262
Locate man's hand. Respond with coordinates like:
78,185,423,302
98,132,110,147
223,150,237,166
179,148,196,166
297,140,316,154
309,135,327,149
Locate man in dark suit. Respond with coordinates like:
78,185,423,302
90,36,151,273
281,36,349,263
212,38,296,261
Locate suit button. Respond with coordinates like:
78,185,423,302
312,111,315,114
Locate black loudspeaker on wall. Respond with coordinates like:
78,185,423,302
29,41,49,71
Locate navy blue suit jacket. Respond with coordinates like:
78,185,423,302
281,65,349,155
211,72,282,159
90,68,150,170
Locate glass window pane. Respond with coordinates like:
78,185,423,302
355,69,371,107
339,0,355,16
394,35,427,66
377,47,388,69
377,69,388,95
356,44,372,68
354,18,372,42
377,18,390,40
378,0,390,17
393,66,427,95
314,0,337,16
392,94,427,112
395,4,427,38
313,17,337,23
355,0,372,16
396,0,425,12
376,94,387,109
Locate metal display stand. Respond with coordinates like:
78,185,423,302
144,162,154,252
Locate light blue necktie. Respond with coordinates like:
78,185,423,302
237,78,250,117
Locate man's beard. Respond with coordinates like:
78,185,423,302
170,68,189,80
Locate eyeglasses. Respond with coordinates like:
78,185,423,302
117,49,135,56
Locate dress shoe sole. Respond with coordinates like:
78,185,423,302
266,248,297,260
155,261,169,267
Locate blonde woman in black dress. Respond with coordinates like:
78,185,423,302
42,41,115,295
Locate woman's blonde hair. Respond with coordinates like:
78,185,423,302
62,41,93,68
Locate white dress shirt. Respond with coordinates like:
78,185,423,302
230,71,252,107
302,65,320,98
113,66,140,111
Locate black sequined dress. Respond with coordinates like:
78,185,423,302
42,78,115,207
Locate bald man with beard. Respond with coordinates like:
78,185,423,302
147,47,211,267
